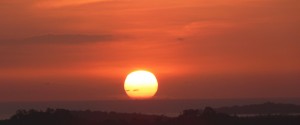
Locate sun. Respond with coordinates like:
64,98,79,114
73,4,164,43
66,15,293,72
124,70,158,99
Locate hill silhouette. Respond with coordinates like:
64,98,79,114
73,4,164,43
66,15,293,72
1,102,300,125
214,102,300,115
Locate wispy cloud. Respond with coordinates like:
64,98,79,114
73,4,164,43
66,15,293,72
35,0,112,8
23,34,115,44
0,34,118,45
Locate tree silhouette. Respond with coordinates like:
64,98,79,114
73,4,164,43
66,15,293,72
1,104,300,125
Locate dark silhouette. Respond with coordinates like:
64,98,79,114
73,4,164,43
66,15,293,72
215,102,300,115
1,103,300,125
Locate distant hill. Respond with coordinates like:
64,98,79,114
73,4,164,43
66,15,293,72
214,102,300,115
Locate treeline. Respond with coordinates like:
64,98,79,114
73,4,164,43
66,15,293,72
1,107,300,125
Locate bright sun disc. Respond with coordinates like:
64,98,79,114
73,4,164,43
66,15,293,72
124,70,158,99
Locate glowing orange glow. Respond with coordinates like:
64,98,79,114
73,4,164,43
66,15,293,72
124,70,158,99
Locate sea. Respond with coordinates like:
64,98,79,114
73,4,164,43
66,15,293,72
1,98,300,120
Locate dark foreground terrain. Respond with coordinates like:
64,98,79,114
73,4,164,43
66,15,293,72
1,102,300,125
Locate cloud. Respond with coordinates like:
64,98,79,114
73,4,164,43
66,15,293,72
21,34,116,44
35,0,112,8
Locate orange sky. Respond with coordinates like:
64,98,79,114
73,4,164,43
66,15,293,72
0,0,300,101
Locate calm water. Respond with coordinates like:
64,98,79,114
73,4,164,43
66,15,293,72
1,98,300,120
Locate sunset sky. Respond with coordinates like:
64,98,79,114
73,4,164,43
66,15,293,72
0,0,300,101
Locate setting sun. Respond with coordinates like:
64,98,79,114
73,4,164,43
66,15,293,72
124,70,158,99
